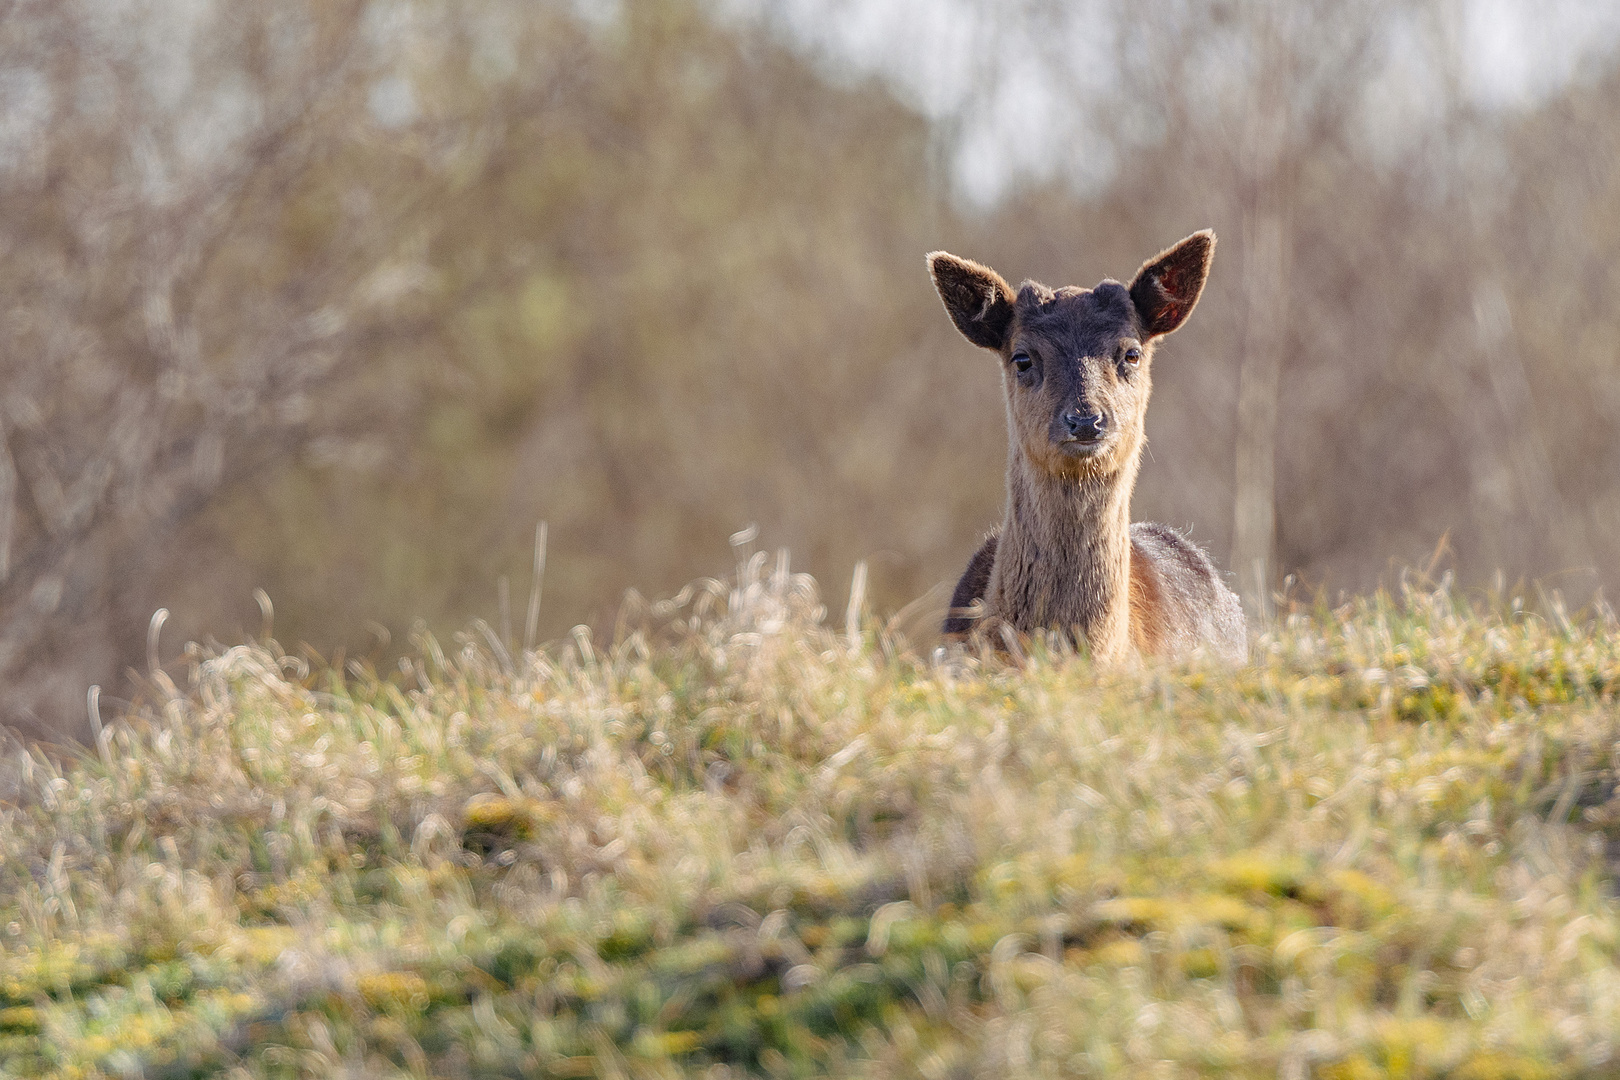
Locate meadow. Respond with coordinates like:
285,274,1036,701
3,556,1620,1078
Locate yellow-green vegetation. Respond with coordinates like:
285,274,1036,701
5,565,1620,1078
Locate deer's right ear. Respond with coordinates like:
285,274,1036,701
1129,230,1215,338
927,252,1016,350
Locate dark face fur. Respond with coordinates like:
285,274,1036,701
927,231,1215,484
1004,281,1152,479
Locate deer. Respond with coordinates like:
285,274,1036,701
928,230,1246,663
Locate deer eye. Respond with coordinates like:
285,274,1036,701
1122,345,1142,368
1012,352,1033,373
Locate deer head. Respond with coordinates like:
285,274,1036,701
928,231,1214,484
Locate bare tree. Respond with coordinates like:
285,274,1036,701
0,0,559,735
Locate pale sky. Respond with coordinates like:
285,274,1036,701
719,0,1620,205
15,0,1620,206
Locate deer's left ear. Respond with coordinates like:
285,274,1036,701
1129,230,1215,338
928,251,1016,351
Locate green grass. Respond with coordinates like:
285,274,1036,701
3,561,1620,1078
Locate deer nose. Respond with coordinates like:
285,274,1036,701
1064,411,1106,441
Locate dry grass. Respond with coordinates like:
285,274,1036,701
3,557,1620,1078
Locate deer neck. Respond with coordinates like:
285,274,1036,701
992,450,1140,659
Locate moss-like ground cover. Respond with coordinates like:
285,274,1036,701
4,561,1620,1077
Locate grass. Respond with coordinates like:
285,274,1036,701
3,556,1620,1078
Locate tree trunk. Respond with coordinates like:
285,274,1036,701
1231,48,1292,623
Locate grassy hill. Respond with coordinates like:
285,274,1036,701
3,560,1620,1078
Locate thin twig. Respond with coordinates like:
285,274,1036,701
524,522,547,653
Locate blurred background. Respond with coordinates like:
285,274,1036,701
2,0,1618,738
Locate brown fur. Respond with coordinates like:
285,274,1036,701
930,232,1246,662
